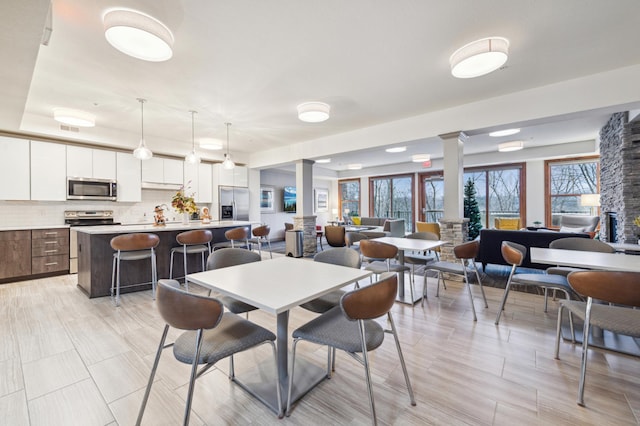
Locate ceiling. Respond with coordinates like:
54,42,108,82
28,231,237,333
2,0,640,173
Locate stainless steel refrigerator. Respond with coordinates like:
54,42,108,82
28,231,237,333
219,186,250,221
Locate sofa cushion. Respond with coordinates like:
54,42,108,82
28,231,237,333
559,225,587,233
360,217,389,227
351,216,361,225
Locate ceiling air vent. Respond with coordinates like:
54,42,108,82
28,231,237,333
60,124,79,132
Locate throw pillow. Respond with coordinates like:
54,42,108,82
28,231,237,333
352,216,361,225
559,226,587,233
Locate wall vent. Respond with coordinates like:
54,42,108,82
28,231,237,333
60,124,79,132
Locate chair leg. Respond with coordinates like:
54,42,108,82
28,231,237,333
257,239,262,257
267,239,273,259
111,254,117,304
495,264,517,325
136,325,169,426
388,313,416,406
554,305,564,359
183,329,204,425
152,250,158,297
286,338,300,417
543,287,549,312
358,320,378,425
577,299,593,406
462,262,477,321
473,263,488,308
115,256,121,307
169,250,175,279
229,355,235,379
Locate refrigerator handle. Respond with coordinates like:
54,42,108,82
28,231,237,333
232,200,236,221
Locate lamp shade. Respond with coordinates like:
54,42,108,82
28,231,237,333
450,37,509,78
297,102,330,123
580,193,600,207
104,9,174,62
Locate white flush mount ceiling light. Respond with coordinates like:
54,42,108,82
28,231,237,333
347,163,362,170
490,128,520,137
133,98,153,160
199,138,223,150
222,122,235,170
498,141,524,152
412,154,431,163
53,108,96,127
450,37,509,78
297,102,330,123
386,146,406,153
103,9,174,62
184,110,200,164
316,158,331,164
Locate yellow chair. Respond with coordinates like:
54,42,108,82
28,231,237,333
494,218,521,230
416,222,441,253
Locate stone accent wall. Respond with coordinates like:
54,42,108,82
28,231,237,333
599,112,640,242
293,215,317,257
439,218,469,262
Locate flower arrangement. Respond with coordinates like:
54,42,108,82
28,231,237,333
171,184,198,214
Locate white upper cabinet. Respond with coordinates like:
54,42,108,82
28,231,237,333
163,159,184,185
198,163,213,203
0,136,30,200
142,158,183,185
116,152,141,202
66,146,116,180
215,164,248,187
31,141,66,201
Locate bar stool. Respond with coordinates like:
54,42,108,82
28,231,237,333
224,226,250,249
110,233,160,307
169,229,213,286
250,225,272,259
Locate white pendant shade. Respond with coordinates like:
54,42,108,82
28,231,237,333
104,9,174,62
297,102,330,123
53,108,95,127
450,37,509,78
133,98,153,160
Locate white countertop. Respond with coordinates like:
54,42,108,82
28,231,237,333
0,224,70,232
74,220,252,235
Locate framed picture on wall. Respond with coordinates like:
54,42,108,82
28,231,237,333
260,186,275,213
314,188,328,213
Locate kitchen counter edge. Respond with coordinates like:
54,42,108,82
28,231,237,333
0,225,71,232
74,221,253,235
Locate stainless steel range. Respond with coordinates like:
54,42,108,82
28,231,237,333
65,210,120,273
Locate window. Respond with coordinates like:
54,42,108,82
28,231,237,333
546,157,599,226
369,174,414,231
339,179,360,219
418,172,444,222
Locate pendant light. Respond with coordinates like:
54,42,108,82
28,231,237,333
222,122,235,169
133,98,153,160
184,110,200,164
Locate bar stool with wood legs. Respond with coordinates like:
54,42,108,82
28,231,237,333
110,233,160,307
169,229,213,288
250,225,272,259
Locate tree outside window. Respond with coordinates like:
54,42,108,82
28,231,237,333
339,179,360,219
546,157,599,226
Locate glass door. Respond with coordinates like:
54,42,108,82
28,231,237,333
370,175,414,232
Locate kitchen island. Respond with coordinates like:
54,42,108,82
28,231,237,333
76,221,252,298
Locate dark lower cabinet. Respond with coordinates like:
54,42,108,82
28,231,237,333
0,230,31,280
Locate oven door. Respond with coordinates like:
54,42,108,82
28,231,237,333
67,178,117,201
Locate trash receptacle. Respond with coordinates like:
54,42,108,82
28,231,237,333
285,229,304,258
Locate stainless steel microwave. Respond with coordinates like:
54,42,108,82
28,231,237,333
67,177,117,201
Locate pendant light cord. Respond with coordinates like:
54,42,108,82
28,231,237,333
225,122,231,156
190,110,197,150
137,98,146,141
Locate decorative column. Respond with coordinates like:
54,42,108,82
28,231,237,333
439,131,467,262
295,159,317,257
439,218,469,262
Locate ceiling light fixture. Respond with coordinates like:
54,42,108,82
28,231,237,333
199,138,223,150
450,37,509,78
133,98,153,160
498,141,524,152
412,154,431,163
184,110,200,164
103,9,174,62
297,102,330,123
489,128,520,137
53,108,96,127
386,147,406,153
316,158,331,164
222,122,235,170
347,163,362,170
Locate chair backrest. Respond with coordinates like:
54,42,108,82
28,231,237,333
176,229,213,245
341,273,397,320
324,225,346,247
345,231,368,248
494,217,521,230
225,226,249,241
567,271,640,307
500,241,526,266
111,233,160,251
252,225,270,238
206,247,261,270
405,231,438,241
383,219,405,237
284,223,294,231
416,222,440,239
314,247,362,269
559,215,600,232
156,280,223,330
549,237,614,253
359,239,398,260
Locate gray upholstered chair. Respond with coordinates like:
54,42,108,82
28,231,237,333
324,225,346,247
345,231,368,249
495,241,576,325
205,248,261,315
403,231,439,291
383,218,406,237
136,280,281,424
546,237,615,277
169,229,213,286
554,271,640,406
558,215,600,232
250,225,272,259
110,233,160,307
424,240,487,321
285,273,416,422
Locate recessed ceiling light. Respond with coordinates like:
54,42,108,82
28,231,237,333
412,154,431,163
103,9,174,62
450,37,509,78
53,108,96,127
489,128,520,137
385,146,406,153
316,158,331,164
297,102,330,123
199,138,223,150
347,163,362,170
498,141,524,152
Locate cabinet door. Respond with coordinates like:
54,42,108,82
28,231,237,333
233,166,248,187
31,141,66,201
183,161,199,197
92,150,116,180
0,136,30,200
218,164,234,186
141,157,164,183
198,163,213,203
163,159,184,185
66,146,93,178
116,152,141,202
0,230,31,279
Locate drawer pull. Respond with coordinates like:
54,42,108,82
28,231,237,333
44,241,58,244
45,262,58,266
44,232,58,236
45,250,58,253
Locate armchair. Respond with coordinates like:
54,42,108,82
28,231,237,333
558,215,599,232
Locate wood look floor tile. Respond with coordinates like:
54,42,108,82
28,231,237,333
0,390,30,426
16,327,75,363
0,357,24,397
88,351,151,403
63,316,130,366
22,349,89,400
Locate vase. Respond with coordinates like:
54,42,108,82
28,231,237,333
182,212,190,224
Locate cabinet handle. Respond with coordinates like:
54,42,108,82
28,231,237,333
45,262,58,266
44,232,58,236
44,241,58,244
45,250,58,253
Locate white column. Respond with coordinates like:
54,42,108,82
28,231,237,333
441,131,465,220
295,159,317,256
